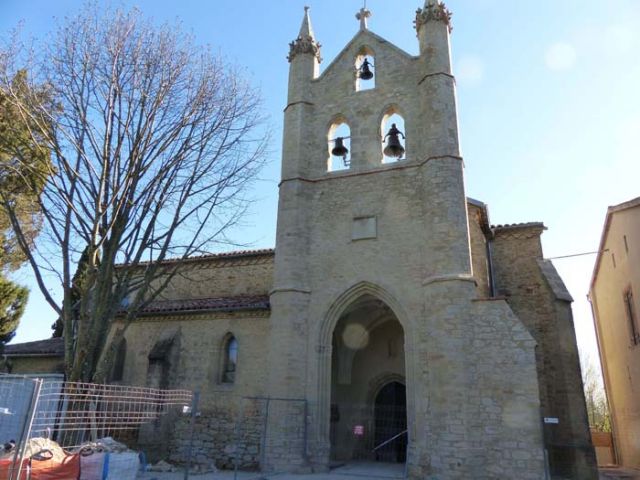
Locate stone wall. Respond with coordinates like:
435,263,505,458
151,251,274,301
117,311,270,468
464,297,545,480
121,312,269,396
467,202,491,297
170,396,264,470
3,356,64,374
492,224,597,479
414,279,545,480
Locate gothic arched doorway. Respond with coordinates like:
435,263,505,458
329,294,407,466
373,381,407,463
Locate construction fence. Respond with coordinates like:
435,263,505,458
0,373,196,480
1,375,409,479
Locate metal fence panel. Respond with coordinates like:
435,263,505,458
0,374,195,480
0,375,41,446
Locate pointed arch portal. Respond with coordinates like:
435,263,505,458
327,292,408,465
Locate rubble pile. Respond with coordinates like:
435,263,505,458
79,436,130,454
23,438,67,463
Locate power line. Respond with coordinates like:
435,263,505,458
547,249,609,260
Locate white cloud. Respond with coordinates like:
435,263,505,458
455,55,485,86
545,42,577,71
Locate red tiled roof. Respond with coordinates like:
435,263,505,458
3,337,64,357
129,248,275,267
137,294,270,316
492,222,545,231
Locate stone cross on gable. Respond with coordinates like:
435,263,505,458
356,6,372,30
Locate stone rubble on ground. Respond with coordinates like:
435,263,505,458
148,460,176,472
80,436,130,453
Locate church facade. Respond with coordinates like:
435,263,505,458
7,2,596,479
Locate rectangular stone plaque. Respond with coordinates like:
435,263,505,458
352,216,377,240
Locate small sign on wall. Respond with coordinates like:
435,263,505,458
353,425,365,436
544,417,559,424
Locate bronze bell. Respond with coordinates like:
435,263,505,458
358,59,374,80
383,123,405,158
331,137,349,159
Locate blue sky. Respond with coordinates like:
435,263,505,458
2,0,640,373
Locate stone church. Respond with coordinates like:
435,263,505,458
4,2,597,479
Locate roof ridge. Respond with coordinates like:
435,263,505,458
3,337,64,356
121,248,275,267
492,222,545,230
149,293,269,303
590,195,640,291
608,196,640,214
135,294,271,316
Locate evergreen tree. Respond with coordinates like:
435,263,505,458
0,70,50,271
0,71,51,345
0,276,28,352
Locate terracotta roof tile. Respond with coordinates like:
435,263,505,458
3,337,64,357
492,222,545,231
130,248,275,267
137,294,270,316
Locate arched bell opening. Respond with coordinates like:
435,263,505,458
355,46,375,92
329,294,407,466
327,117,351,172
380,107,406,163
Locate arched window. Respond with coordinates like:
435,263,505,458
221,335,238,384
327,118,351,172
380,107,406,164
355,46,375,92
110,337,127,382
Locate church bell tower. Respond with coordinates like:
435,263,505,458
265,3,553,478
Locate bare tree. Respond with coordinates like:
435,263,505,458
580,350,611,432
0,5,268,382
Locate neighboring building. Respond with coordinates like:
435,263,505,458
3,2,597,479
1,337,64,375
590,196,640,469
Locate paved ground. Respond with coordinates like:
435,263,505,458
137,462,640,480
599,467,640,480
138,461,404,479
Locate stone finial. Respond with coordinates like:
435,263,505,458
287,6,322,63
356,6,372,30
298,6,314,38
414,1,453,34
